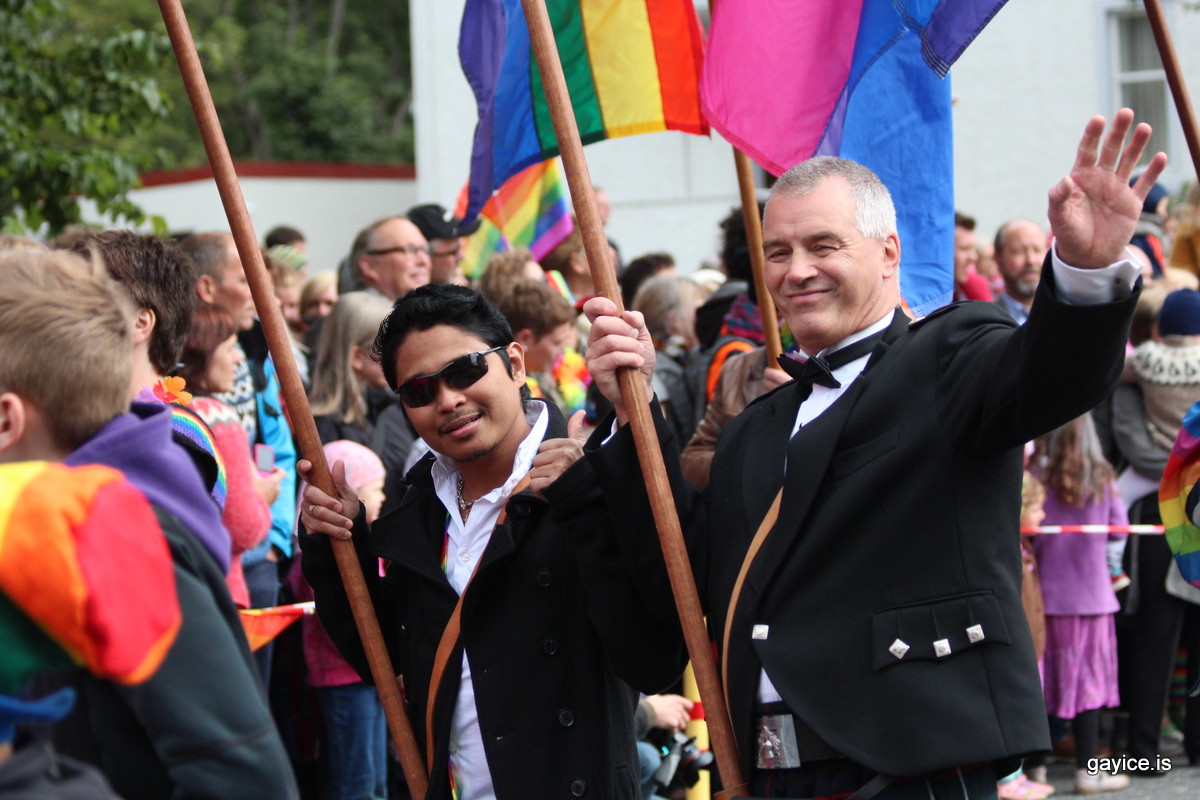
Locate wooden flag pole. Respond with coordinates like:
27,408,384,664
710,0,781,364
156,2,428,796
734,150,783,363
1144,0,1200,183
519,0,749,796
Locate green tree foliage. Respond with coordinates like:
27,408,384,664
0,0,172,234
1,0,415,235
209,1,415,164
67,0,415,167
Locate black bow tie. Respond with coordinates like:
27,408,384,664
777,329,887,390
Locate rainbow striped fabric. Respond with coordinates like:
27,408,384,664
459,0,708,221
0,462,180,692
457,158,575,280
1160,400,1200,589
169,403,228,510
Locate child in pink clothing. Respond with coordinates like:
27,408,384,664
1031,414,1130,795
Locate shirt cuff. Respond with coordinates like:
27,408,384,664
601,419,620,446
1051,243,1142,305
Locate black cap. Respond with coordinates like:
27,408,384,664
406,204,482,241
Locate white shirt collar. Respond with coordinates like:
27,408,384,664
431,402,548,513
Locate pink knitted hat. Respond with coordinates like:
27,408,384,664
323,440,385,490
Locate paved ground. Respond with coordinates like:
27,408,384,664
1042,755,1199,799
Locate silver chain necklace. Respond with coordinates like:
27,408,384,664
455,473,474,513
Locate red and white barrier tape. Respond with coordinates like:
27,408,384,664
1020,525,1164,535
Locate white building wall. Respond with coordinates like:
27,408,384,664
952,0,1200,244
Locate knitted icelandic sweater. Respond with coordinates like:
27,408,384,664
1122,337,1200,450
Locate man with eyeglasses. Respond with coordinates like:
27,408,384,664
347,215,434,301
297,284,683,800
408,203,480,287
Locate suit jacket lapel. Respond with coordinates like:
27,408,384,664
740,382,802,534
370,481,454,591
747,309,909,596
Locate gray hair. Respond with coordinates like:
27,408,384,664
179,231,234,282
993,218,1041,257
348,215,409,288
768,157,897,240
632,274,705,346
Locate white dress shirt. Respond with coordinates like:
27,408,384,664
429,403,548,800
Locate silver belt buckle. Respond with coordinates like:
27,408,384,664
756,713,802,769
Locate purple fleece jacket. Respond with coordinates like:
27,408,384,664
65,402,231,573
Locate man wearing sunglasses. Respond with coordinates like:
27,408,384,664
297,284,683,800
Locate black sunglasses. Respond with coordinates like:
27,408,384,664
396,346,506,408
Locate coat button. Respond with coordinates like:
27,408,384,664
558,708,574,727
570,779,587,796
536,569,553,587
542,637,559,655
510,501,530,518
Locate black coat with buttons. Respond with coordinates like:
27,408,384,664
300,400,685,800
549,264,1139,781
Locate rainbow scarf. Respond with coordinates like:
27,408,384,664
551,348,590,416
459,0,708,220
1160,400,1200,589
169,403,228,510
0,462,181,693
136,377,228,511
458,158,575,280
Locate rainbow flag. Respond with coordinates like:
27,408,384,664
457,158,575,280
459,0,708,221
239,601,314,652
0,462,180,691
1160,400,1200,589
700,0,1008,316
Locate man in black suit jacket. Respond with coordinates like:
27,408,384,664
546,110,1166,799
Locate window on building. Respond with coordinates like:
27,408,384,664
1110,10,1169,165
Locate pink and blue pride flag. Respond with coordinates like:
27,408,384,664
1160,400,1200,590
458,0,708,222
701,0,1008,316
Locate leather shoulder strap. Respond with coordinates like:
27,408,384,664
720,487,783,704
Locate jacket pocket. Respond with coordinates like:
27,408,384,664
828,427,899,482
871,590,1011,672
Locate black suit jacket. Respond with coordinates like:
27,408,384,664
303,401,683,800
548,261,1138,779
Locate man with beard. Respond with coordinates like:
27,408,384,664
994,218,1050,324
